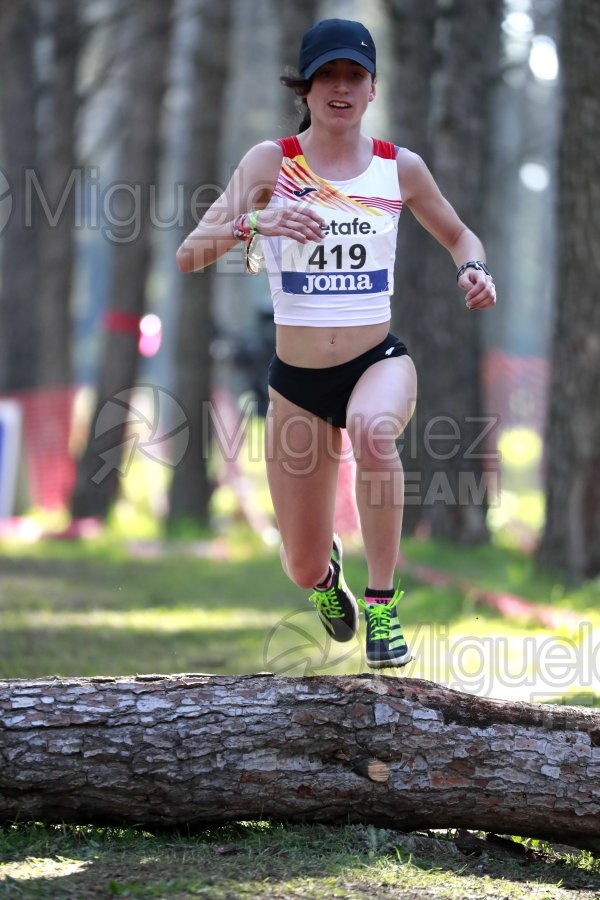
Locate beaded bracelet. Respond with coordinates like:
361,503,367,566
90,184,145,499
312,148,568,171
231,214,250,241
231,210,261,242
230,211,262,274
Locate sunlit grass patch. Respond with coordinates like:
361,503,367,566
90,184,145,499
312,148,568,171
1,823,599,899
399,615,600,702
1,606,281,634
1,535,599,700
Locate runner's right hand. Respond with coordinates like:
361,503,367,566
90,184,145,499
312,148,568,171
256,207,326,244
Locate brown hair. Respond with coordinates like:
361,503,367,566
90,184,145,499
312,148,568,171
280,69,313,133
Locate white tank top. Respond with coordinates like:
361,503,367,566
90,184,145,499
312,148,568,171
260,136,402,327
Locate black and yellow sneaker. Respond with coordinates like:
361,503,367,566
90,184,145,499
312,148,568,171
309,534,358,643
358,587,411,668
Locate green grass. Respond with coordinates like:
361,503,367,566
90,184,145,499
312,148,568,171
1,822,600,899
1,532,600,897
2,533,598,702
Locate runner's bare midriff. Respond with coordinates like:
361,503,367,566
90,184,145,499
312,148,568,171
275,321,390,368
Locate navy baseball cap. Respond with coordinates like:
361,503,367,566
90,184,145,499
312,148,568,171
299,19,376,80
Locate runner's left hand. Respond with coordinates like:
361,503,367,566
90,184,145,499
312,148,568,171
459,270,497,310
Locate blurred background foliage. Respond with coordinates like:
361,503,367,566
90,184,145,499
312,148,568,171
0,0,598,582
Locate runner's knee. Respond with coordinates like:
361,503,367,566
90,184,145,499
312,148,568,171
281,545,330,589
346,412,401,468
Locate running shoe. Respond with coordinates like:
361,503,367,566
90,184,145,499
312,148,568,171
358,586,411,668
309,534,358,643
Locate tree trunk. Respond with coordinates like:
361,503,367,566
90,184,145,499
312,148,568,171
0,1,40,390
276,0,321,127
70,0,174,519
35,0,81,388
537,0,600,579
385,0,502,543
383,0,436,336
167,0,234,531
1,674,598,850
277,0,321,71
413,0,502,544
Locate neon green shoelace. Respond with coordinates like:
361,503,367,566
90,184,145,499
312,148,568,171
359,589,404,641
366,604,395,640
309,587,343,618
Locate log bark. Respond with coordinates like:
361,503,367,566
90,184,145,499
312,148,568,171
0,674,599,850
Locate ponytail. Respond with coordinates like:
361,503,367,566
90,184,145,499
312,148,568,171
280,68,312,133
298,101,311,133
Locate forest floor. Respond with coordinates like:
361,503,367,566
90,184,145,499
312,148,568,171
1,531,599,898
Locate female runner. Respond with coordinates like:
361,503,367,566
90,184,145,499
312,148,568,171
176,18,496,667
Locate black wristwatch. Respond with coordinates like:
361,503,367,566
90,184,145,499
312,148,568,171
456,260,491,282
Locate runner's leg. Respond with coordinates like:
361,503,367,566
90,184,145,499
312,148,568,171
346,355,417,589
265,387,342,589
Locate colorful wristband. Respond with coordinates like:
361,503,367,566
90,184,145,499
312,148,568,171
231,214,249,241
247,210,260,237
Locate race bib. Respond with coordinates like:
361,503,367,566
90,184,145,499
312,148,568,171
279,216,397,297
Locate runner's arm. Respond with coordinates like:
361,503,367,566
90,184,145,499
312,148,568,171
397,148,485,263
176,141,281,273
176,142,327,273
397,149,495,310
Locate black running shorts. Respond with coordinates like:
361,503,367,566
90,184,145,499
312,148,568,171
267,333,409,428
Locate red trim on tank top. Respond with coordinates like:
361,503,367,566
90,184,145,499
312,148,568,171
277,135,397,161
372,139,397,159
276,136,303,158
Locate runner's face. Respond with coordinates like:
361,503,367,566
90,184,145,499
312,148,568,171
306,59,375,127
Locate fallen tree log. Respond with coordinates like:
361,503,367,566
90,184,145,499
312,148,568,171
0,674,599,850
